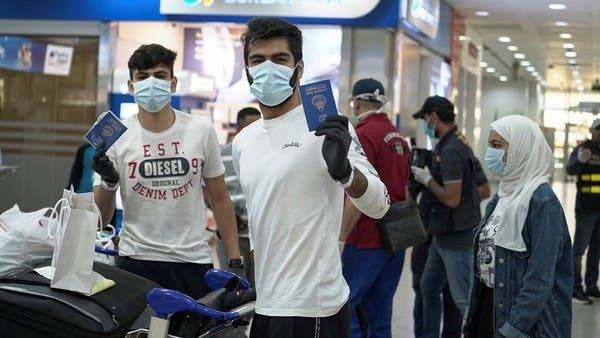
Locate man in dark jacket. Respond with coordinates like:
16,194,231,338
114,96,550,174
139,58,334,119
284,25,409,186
567,118,600,304
411,96,481,338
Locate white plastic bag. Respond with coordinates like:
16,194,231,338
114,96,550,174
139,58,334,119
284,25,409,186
94,224,117,265
0,205,53,277
48,190,102,295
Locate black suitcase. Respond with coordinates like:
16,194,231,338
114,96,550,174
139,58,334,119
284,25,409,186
0,262,157,338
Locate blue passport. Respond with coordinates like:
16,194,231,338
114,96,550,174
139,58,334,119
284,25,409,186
84,111,127,149
300,79,339,131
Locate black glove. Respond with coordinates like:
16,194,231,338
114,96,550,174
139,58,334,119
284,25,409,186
92,144,119,184
315,115,353,181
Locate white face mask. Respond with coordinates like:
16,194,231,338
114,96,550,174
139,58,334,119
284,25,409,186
248,60,296,107
133,76,173,113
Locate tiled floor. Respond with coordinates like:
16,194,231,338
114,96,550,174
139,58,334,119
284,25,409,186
391,180,600,337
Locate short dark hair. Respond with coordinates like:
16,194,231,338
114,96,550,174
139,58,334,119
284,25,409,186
241,17,303,65
237,107,261,125
127,44,177,79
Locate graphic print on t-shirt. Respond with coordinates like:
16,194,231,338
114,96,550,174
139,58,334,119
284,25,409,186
126,141,202,200
477,213,500,288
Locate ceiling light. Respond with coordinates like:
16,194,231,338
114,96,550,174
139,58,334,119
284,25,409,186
531,71,539,76
475,11,489,16
520,61,531,66
480,62,488,68
514,53,526,59
560,33,572,39
549,4,566,10
486,67,496,73
576,79,583,84
526,66,535,72
458,35,470,41
499,75,508,82
563,43,575,49
498,36,512,43
568,59,577,64
577,86,584,92
572,70,580,76
507,45,519,51
565,51,577,57
555,21,568,26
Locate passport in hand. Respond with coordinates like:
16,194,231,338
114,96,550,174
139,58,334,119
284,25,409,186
300,79,339,131
84,111,127,149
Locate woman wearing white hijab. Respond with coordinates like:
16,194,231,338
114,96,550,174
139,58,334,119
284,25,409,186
463,115,572,338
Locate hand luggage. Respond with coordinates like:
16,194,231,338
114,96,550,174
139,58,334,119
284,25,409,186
0,262,157,338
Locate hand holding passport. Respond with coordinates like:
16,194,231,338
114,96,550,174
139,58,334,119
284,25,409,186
302,80,353,182
300,79,339,131
84,111,127,150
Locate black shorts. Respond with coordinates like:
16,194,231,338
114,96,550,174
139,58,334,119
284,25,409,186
117,256,213,300
250,303,350,338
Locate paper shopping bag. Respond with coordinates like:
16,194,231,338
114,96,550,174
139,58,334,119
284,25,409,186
49,190,100,295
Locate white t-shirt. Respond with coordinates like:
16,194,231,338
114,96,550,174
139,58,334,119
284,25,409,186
477,196,510,288
232,105,389,317
94,109,225,263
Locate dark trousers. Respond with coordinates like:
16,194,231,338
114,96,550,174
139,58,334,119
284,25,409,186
411,239,462,338
573,211,600,291
250,303,350,338
465,284,494,338
117,256,213,300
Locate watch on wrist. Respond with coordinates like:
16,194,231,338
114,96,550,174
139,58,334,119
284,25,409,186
228,257,244,269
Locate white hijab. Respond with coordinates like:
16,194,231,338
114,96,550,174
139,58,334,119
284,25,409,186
490,115,554,252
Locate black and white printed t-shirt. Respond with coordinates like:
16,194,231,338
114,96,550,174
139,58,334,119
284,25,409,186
94,109,225,264
477,196,510,288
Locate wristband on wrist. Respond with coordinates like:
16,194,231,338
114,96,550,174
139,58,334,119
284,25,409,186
100,180,119,191
338,164,355,189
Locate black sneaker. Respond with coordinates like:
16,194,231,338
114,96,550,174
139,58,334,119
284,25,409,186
573,289,594,304
586,286,600,298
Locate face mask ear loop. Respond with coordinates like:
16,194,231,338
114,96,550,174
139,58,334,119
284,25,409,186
288,62,301,89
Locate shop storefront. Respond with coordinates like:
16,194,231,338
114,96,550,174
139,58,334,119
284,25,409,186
0,0,460,210
0,0,405,210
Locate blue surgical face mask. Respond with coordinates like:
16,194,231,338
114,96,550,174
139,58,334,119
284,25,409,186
248,60,296,107
485,147,507,176
133,76,173,113
423,121,436,139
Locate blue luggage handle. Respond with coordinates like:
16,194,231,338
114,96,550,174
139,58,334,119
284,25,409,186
204,269,251,291
147,288,241,320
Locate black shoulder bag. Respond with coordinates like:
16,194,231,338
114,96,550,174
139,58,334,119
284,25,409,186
376,198,428,253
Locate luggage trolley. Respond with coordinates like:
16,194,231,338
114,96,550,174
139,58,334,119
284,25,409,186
126,269,255,338
93,247,256,338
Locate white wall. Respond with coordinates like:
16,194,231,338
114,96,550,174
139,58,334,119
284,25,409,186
339,28,396,118
114,22,185,72
479,78,530,156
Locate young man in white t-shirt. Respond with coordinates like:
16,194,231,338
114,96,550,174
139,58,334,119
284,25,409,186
92,44,242,300
233,18,390,338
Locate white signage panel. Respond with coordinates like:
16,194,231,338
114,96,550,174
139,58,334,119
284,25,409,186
160,0,381,19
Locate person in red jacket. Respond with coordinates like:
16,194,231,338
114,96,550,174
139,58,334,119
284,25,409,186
339,78,410,338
